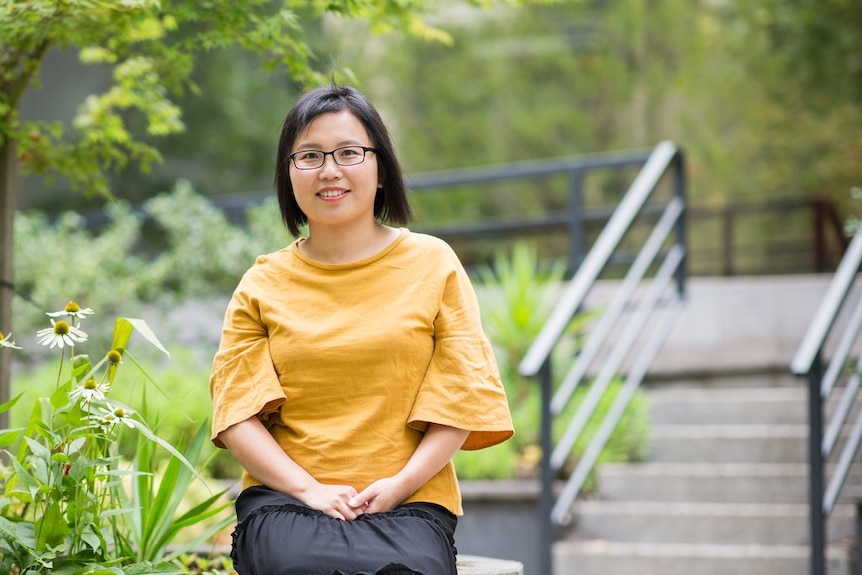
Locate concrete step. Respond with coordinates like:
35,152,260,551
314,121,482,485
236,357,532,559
597,462,830,504
571,500,855,546
649,424,808,463
553,540,851,575
646,386,808,425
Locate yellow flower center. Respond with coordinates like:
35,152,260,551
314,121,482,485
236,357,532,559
107,349,123,363
65,301,81,313
114,408,126,418
53,321,70,335
0,331,4,339
83,378,97,390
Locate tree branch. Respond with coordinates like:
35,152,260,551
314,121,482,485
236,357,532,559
7,37,52,113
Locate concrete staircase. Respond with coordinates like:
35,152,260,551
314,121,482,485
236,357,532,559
554,373,857,575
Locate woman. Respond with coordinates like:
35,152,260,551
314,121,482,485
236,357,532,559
210,85,514,575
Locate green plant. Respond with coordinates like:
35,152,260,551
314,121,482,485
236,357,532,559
114,423,233,565
10,345,242,483
143,179,286,299
474,241,594,392
475,242,567,378
0,302,229,574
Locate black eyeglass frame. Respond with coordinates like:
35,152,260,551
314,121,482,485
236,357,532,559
288,146,377,170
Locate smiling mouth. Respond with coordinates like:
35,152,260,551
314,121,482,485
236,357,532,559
319,189,347,198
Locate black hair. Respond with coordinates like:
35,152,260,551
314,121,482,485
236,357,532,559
274,85,413,236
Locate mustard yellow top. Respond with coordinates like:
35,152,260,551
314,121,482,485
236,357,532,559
210,229,514,515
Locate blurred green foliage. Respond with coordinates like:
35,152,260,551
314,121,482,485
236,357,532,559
21,2,860,216
13,180,286,359
16,2,860,279
330,1,861,222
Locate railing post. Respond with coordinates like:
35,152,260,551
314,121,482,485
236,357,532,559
539,358,554,575
567,168,585,277
672,151,687,298
809,353,826,575
812,199,828,273
722,206,734,277
856,498,862,575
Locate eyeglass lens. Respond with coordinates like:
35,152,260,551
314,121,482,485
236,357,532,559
292,146,368,169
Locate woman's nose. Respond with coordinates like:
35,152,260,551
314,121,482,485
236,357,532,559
318,154,342,177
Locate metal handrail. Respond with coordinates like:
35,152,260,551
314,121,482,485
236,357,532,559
791,231,862,376
519,141,681,377
790,228,862,575
551,242,683,472
550,196,685,416
405,148,651,189
517,140,686,575
551,243,685,525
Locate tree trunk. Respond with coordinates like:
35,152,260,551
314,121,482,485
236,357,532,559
0,139,17,430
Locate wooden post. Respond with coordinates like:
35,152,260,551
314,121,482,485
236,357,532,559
0,139,17,430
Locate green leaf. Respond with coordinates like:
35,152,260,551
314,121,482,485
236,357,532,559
78,523,103,554
0,516,42,561
72,354,92,384
0,392,24,415
0,427,25,448
127,417,203,481
139,424,208,557
50,379,72,410
35,501,71,550
113,318,170,358
121,351,169,397
22,436,50,460
161,503,234,562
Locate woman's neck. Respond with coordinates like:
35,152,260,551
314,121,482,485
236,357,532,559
300,223,400,264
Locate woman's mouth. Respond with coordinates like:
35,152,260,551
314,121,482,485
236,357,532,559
318,189,347,199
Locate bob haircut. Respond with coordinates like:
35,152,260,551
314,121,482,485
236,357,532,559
274,85,413,237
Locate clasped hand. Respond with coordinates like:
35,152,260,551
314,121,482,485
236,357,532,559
303,476,408,521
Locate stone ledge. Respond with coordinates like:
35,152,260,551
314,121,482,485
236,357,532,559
457,554,524,575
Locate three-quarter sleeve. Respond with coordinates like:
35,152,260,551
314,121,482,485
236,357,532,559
408,262,514,451
209,284,286,448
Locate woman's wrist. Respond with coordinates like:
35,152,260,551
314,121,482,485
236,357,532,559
277,470,319,500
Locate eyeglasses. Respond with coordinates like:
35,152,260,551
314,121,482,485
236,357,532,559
288,146,377,170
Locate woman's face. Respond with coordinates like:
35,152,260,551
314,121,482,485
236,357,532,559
289,110,381,232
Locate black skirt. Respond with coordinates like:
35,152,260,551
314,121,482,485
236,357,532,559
231,486,459,575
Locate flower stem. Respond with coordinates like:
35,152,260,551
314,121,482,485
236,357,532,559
54,347,66,389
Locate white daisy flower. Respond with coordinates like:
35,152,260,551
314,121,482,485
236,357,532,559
0,331,21,350
97,402,136,429
36,319,88,349
70,378,110,405
46,301,95,320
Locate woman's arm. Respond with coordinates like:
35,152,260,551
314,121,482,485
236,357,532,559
348,422,470,514
218,416,363,520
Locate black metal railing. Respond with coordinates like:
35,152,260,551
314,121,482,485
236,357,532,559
517,140,687,575
791,228,862,575
405,148,654,274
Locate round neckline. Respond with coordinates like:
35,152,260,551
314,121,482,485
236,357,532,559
292,228,409,270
